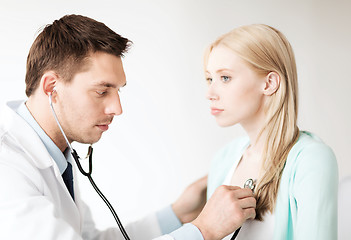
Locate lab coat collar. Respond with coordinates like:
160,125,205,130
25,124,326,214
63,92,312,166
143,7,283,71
1,100,57,172
16,101,70,175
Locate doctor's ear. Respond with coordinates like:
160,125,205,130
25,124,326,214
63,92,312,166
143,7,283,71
263,72,280,96
41,71,59,97
51,87,57,95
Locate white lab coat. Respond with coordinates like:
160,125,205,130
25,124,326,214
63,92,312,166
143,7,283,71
0,101,173,240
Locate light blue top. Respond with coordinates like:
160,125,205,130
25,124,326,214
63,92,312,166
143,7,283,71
207,131,338,240
15,101,202,239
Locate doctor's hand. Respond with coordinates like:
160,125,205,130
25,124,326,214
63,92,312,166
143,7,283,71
192,185,256,240
172,175,207,224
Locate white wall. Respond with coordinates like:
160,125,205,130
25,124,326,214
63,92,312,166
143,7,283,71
1,0,350,230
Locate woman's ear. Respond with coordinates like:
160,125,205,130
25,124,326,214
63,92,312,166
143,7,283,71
41,71,59,97
263,72,280,96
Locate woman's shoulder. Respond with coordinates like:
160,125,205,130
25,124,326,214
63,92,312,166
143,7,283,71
292,131,335,157
286,131,337,173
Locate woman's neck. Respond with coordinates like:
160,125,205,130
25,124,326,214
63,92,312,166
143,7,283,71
241,114,268,159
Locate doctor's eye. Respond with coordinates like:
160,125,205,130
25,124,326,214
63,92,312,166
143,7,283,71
221,76,231,82
96,90,107,96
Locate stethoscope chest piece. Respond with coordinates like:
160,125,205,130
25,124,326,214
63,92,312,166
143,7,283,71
244,178,256,193
231,178,257,240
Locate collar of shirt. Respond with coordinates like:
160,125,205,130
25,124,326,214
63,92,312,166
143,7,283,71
15,101,72,175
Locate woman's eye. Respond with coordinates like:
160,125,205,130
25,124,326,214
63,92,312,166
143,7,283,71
221,76,231,82
206,77,213,84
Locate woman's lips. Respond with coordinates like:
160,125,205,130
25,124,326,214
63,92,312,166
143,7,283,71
211,108,224,115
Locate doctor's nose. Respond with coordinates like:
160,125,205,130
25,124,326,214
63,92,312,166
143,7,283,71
105,91,123,116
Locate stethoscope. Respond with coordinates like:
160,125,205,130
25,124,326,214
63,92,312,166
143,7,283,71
230,179,256,240
49,91,131,240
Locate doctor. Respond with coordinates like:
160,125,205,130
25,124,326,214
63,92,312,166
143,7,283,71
0,14,256,239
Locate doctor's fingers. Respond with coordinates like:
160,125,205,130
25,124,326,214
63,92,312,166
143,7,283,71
225,186,254,199
238,196,256,209
224,195,256,222
231,197,256,221
238,196,256,221
235,188,255,199
243,206,256,220
222,185,241,191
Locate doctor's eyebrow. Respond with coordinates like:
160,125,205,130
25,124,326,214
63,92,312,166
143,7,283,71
92,81,127,88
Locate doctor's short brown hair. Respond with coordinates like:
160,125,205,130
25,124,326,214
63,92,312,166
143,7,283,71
25,14,131,97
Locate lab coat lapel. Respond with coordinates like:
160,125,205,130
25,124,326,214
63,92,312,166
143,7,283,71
1,101,82,226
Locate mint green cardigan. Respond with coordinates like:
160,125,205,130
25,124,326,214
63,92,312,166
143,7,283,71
207,131,338,239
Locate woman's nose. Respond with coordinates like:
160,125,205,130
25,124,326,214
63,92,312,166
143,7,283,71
206,83,219,101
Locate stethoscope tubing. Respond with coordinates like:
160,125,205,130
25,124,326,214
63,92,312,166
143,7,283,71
78,148,130,240
49,93,131,240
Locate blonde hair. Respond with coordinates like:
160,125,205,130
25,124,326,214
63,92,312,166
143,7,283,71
204,24,300,220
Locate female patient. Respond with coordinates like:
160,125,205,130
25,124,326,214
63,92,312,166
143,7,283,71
205,24,338,239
